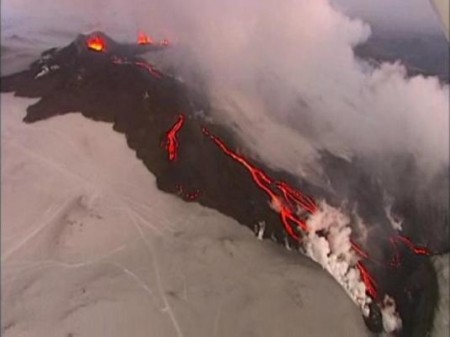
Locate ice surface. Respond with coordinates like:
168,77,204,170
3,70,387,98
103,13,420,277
1,93,371,337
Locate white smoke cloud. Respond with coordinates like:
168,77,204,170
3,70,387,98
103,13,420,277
2,0,447,332
304,201,405,331
149,0,448,188
381,295,402,333
305,201,371,315
126,0,448,184
3,0,448,184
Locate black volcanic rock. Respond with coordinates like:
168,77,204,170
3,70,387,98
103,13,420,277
1,32,442,337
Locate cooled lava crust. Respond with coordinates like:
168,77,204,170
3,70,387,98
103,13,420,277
1,31,444,336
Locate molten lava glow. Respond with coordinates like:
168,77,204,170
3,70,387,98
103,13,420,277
112,57,162,79
392,235,430,255
134,61,163,79
165,115,185,161
201,127,432,304
357,261,377,298
351,241,369,259
276,182,318,214
201,127,381,293
138,32,153,45
87,35,106,52
202,127,316,241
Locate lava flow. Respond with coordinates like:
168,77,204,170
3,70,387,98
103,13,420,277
112,57,163,79
391,235,430,255
4,30,439,333
202,127,315,241
202,126,431,303
134,61,163,79
357,261,377,298
386,234,430,268
87,35,106,52
351,241,370,259
138,32,153,45
200,127,373,303
165,114,185,161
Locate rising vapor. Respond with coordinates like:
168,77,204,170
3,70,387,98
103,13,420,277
2,0,448,334
3,0,448,182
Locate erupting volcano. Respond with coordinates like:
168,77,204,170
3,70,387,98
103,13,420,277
1,31,443,337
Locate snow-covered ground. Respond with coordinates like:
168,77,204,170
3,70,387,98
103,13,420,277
1,93,372,337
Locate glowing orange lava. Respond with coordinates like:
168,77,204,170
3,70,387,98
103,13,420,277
112,57,163,79
87,35,106,52
202,127,316,241
392,235,430,255
357,261,377,298
165,114,185,161
138,32,153,45
276,182,318,214
200,127,432,301
351,241,369,259
134,61,163,79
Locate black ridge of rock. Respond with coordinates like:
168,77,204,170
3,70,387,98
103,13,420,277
1,32,441,337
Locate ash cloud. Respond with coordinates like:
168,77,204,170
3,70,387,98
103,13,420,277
136,0,449,242
3,0,449,241
125,0,447,184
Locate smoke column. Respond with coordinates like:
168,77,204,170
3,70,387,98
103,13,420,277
6,0,447,181
2,0,448,332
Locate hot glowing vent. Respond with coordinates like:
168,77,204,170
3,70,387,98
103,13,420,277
87,35,106,52
138,32,153,45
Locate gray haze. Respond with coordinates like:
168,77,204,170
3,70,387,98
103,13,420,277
332,0,443,34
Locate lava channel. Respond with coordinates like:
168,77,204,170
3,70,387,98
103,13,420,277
357,261,378,298
165,114,185,161
112,57,163,79
391,235,430,256
201,125,435,307
202,127,315,241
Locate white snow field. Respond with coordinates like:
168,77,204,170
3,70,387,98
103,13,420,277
1,93,371,337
